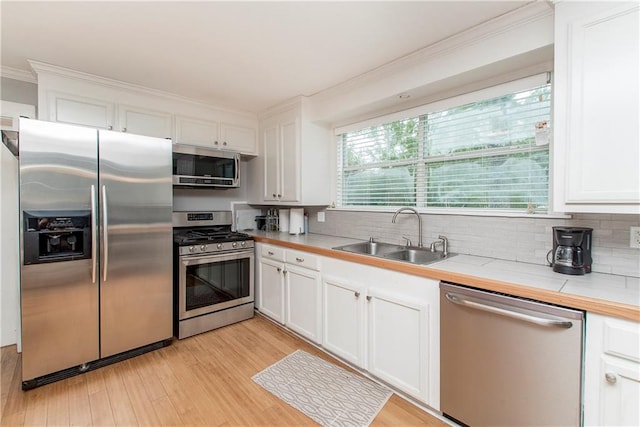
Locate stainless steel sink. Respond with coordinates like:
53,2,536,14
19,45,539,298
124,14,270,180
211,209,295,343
333,241,402,256
384,247,455,264
333,240,455,265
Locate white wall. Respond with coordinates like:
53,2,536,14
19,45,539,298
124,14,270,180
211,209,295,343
0,143,20,347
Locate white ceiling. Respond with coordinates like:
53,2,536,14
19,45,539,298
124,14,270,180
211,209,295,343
1,1,531,114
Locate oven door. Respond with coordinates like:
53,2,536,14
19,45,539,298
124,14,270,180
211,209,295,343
178,249,254,320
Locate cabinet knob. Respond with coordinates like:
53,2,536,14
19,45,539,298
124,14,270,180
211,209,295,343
223,141,227,146
277,267,281,273
122,127,127,132
366,296,372,302
295,257,304,262
277,194,282,198
214,141,219,145
605,372,617,384
107,125,113,130
283,270,287,275
273,193,277,198
355,291,360,298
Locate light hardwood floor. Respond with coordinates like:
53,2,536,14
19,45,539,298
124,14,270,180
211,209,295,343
1,315,447,426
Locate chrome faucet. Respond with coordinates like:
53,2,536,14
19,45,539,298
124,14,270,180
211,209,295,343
430,235,449,257
392,207,423,247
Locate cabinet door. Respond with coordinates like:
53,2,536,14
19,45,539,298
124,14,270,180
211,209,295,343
118,105,172,139
279,117,300,202
48,92,115,130
367,288,428,402
322,275,365,368
262,124,280,202
220,123,256,155
598,358,640,426
258,258,285,324
175,116,219,148
285,264,322,344
555,3,640,212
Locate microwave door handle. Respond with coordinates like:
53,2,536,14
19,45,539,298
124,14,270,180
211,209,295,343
90,185,97,284
235,155,239,185
102,185,109,282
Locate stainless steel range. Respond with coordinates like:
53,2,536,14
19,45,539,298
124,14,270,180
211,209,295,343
173,211,254,339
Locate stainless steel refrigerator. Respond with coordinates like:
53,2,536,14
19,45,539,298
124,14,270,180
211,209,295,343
19,118,173,388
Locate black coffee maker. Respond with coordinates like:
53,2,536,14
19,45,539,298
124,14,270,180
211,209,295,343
548,227,593,275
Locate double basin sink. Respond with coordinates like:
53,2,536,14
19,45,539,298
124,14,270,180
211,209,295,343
333,240,455,265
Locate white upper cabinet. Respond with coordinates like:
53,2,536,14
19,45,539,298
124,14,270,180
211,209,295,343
553,2,640,213
31,61,257,150
219,123,257,155
175,116,220,147
175,117,257,155
118,105,172,139
251,97,331,206
47,92,115,130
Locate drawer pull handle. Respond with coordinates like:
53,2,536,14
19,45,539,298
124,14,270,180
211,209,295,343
268,251,274,255
605,372,617,384
296,257,304,262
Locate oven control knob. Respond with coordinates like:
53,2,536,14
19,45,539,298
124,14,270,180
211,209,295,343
241,241,246,247
217,243,223,249
232,242,238,248
200,245,206,251
189,246,195,253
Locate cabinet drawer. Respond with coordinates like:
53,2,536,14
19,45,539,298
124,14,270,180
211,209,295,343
286,250,320,271
603,319,640,363
261,245,285,262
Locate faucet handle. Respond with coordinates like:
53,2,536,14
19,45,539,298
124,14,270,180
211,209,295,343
402,236,413,247
369,236,376,243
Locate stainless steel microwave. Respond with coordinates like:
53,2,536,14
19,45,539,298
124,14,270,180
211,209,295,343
172,144,240,188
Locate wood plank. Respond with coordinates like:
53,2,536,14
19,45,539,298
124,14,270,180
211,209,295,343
101,364,138,426
45,379,69,426
67,375,93,427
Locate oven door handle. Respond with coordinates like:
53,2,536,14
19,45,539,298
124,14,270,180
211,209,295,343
180,250,254,265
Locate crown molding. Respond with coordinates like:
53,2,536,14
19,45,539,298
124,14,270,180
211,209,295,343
0,66,37,84
28,60,256,119
311,1,554,103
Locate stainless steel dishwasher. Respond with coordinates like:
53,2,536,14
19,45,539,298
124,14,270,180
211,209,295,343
440,282,584,427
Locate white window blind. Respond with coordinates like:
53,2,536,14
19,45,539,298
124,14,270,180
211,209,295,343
337,81,551,211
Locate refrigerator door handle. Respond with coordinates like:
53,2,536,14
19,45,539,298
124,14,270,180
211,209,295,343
444,292,573,328
91,185,97,284
102,184,109,282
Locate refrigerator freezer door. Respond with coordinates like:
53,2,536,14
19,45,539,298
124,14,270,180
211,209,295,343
19,119,100,381
97,130,173,358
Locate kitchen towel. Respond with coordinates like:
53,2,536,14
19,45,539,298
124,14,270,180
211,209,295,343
279,209,290,232
289,208,304,235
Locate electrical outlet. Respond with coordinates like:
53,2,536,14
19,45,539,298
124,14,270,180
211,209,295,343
631,226,640,249
317,212,325,223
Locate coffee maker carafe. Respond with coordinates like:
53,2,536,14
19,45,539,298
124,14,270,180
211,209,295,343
548,227,593,275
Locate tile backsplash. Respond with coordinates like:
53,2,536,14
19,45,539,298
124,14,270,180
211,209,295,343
307,209,640,278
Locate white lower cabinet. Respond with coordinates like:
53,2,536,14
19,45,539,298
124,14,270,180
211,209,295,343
584,313,640,426
256,244,322,343
257,246,286,324
321,257,439,408
256,243,440,409
322,275,366,368
367,288,428,402
285,263,322,344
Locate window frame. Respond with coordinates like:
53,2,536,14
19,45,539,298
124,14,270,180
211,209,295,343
331,73,564,217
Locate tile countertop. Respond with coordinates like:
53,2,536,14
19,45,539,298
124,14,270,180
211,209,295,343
250,231,640,322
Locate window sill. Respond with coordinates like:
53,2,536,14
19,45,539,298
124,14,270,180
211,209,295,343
327,206,572,219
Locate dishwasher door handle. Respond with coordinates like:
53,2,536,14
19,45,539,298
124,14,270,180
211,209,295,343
445,292,573,329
